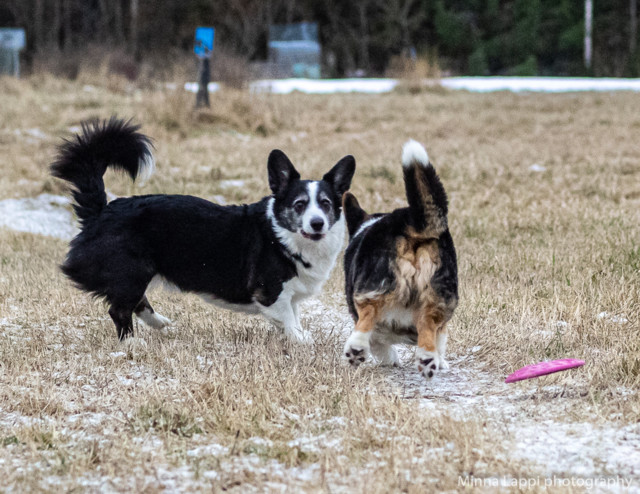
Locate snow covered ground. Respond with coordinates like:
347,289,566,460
184,76,640,95
0,194,78,240
1,196,639,491
441,76,640,93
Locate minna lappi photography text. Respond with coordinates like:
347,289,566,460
458,475,634,490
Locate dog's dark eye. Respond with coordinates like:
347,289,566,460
294,200,307,214
320,199,332,210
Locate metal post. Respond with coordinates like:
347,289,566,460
196,57,210,108
631,0,638,55
585,0,593,70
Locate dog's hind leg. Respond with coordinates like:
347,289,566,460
369,335,400,367
414,307,442,380
134,295,171,329
436,324,449,370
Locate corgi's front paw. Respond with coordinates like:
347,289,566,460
416,349,438,380
343,332,371,367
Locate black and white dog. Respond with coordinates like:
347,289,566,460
51,118,355,344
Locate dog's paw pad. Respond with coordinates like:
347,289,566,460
344,346,368,367
417,357,438,380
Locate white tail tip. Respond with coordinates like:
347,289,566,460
136,145,156,185
402,140,429,168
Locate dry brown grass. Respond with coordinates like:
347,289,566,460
1,75,639,491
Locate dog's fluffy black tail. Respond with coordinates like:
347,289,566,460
401,140,448,237
50,117,154,225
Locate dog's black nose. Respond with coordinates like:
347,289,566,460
310,217,325,232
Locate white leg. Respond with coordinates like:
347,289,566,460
370,338,399,367
292,301,301,327
259,294,312,344
136,307,171,329
436,330,449,370
343,330,371,367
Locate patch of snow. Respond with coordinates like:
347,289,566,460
219,179,246,189
134,436,165,453
528,163,546,172
251,78,399,94
183,82,221,93
0,318,22,332
324,416,347,427
67,412,108,426
511,422,640,479
109,351,127,359
246,437,274,447
209,195,226,205
0,193,77,240
280,409,301,422
25,128,48,140
442,76,640,93
182,77,640,95
155,465,196,491
117,376,135,386
536,330,555,338
196,355,213,368
299,298,352,337
186,443,229,457
287,434,343,453
598,312,629,324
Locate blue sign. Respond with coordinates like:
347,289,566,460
0,28,26,50
194,27,214,58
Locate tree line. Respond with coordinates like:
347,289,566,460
1,0,638,77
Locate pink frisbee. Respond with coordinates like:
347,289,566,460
505,358,585,383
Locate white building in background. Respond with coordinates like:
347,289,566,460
268,22,321,79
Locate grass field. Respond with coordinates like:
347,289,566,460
1,74,639,492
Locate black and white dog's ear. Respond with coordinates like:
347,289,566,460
268,150,300,196
323,155,356,197
342,192,369,238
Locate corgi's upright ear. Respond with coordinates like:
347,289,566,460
268,150,300,197
323,155,356,198
342,192,369,238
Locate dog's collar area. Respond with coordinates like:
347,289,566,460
289,250,312,269
281,245,312,269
